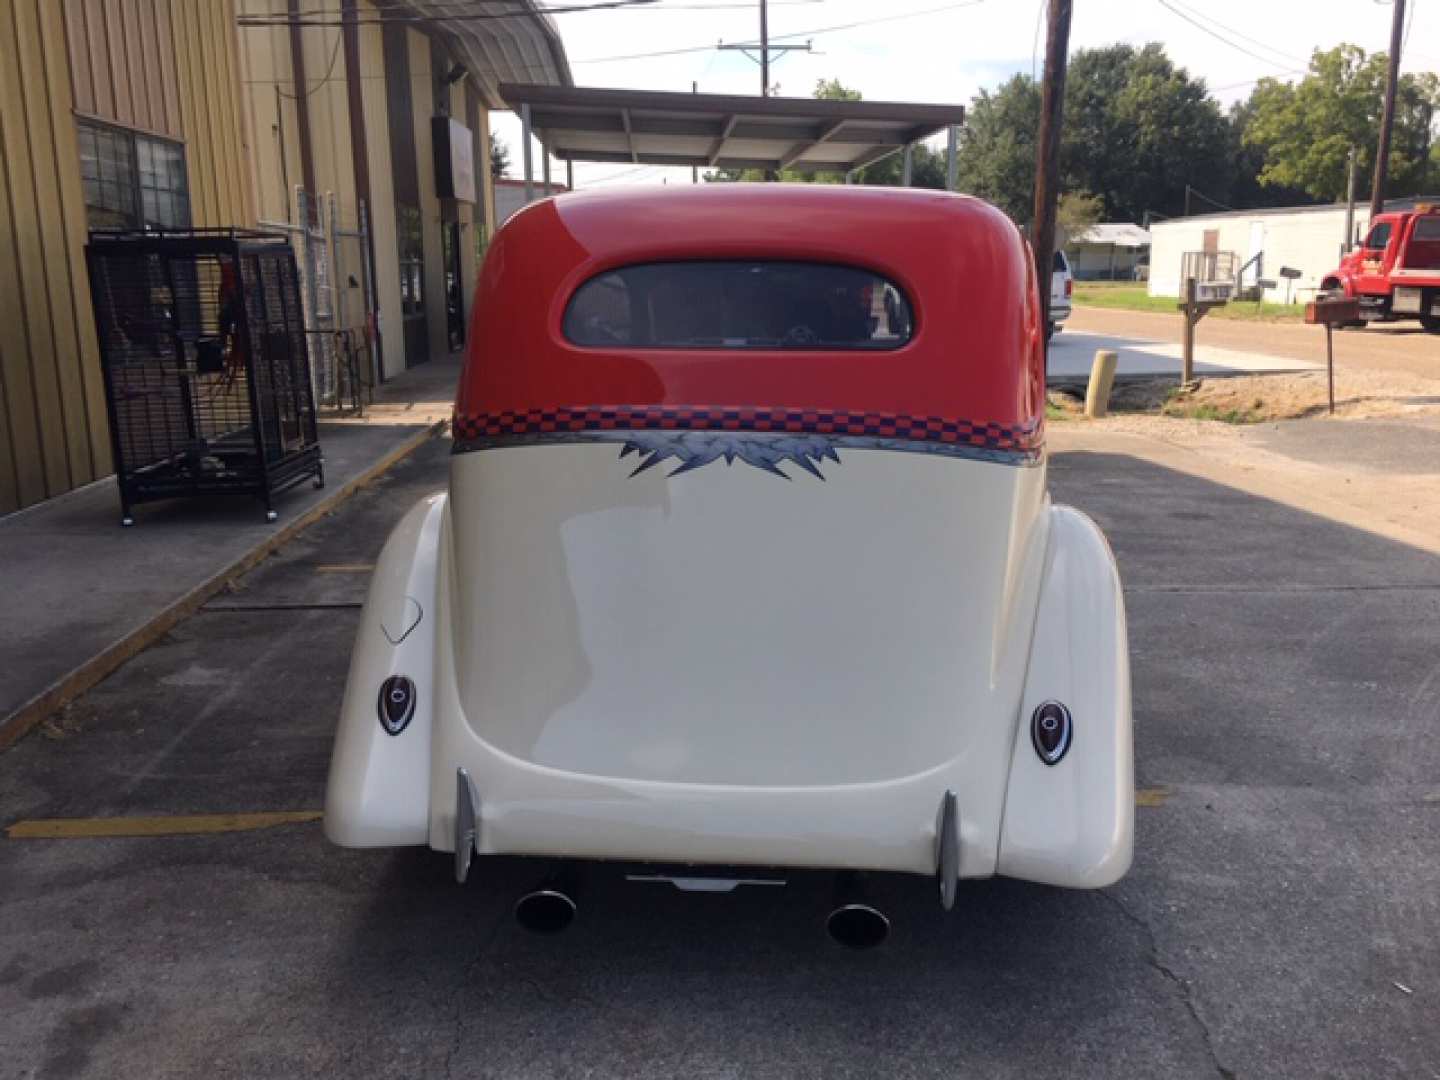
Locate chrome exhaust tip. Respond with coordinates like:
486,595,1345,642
826,903,890,950
515,888,577,934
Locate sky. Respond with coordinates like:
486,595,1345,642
492,0,1440,188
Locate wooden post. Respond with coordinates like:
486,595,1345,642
1370,0,1405,219
1182,277,1197,385
1085,350,1118,419
1032,0,1074,352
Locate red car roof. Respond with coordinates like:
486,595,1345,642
455,185,1045,459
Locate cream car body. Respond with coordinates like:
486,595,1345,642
325,186,1132,904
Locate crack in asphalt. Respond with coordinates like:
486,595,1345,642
446,906,510,1079
1102,890,1237,1080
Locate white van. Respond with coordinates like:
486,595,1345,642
1049,248,1073,338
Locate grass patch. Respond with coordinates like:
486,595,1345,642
1161,400,1261,424
1073,283,1306,322
1048,378,1278,424
1156,384,1265,423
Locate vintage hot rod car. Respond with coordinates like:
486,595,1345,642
325,185,1132,945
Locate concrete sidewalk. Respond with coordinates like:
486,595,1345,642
1048,326,1321,382
0,357,458,749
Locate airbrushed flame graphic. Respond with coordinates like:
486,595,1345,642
618,431,842,480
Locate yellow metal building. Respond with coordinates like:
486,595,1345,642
0,0,571,515
235,0,569,381
0,0,254,515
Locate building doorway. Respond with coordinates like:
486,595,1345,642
442,222,465,351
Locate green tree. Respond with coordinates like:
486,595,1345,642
1243,45,1440,201
1056,191,1103,245
812,77,860,103
490,135,511,181
952,73,1041,221
1062,43,1232,221
952,45,1231,224
1225,98,1320,210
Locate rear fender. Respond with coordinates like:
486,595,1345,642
998,505,1133,888
324,493,447,847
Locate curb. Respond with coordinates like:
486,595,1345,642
0,420,446,753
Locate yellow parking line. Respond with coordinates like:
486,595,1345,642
10,790,1170,841
315,564,375,573
6,810,323,839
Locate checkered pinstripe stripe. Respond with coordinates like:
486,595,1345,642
451,406,1042,457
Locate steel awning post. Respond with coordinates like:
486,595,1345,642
521,103,534,204
542,146,551,196
901,143,913,187
946,125,958,192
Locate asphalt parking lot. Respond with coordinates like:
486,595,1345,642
3,435,1438,1080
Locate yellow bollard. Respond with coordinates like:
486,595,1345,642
1085,349,1118,419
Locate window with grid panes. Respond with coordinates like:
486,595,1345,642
77,120,191,231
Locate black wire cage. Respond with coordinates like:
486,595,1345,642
86,228,323,524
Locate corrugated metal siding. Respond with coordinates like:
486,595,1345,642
63,0,183,137
0,0,254,515
0,0,111,510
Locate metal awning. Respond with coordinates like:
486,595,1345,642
375,2,573,108
497,84,965,174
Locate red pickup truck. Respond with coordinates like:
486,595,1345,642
1320,205,1440,333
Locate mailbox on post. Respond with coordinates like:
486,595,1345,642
1304,296,1361,414
1304,297,1361,325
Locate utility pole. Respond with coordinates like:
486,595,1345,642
760,0,769,97
1370,0,1405,220
1032,0,1073,344
716,0,808,180
1344,147,1358,252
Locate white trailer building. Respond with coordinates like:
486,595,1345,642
1148,197,1437,302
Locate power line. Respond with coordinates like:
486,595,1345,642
238,0,659,27
270,0,816,10
757,0,985,44
1030,0,1045,81
1162,0,1310,66
277,25,345,100
1153,0,1302,72
1185,183,1235,214
572,0,984,64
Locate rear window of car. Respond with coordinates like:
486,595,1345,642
1052,250,1068,271
563,261,913,350
1414,216,1440,241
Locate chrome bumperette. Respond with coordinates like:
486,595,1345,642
936,788,960,911
455,767,480,883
